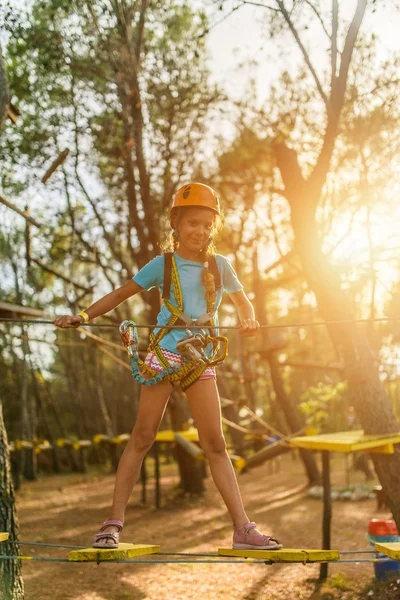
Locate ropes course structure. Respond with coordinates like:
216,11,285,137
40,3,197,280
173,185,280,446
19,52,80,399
0,533,399,567
2,313,400,581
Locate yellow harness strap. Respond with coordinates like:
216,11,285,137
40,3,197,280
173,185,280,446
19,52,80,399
138,254,227,390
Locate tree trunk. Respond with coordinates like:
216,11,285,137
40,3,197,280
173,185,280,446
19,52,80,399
267,353,321,485
0,399,24,600
20,334,36,482
0,47,9,133
253,243,320,485
168,388,205,495
277,145,400,525
29,363,62,474
217,376,246,458
35,356,79,472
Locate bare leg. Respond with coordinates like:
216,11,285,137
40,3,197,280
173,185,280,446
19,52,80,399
185,378,249,527
98,377,172,544
185,378,277,541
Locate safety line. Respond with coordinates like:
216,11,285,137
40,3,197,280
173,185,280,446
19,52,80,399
0,317,398,329
8,541,87,549
1,542,378,556
339,550,375,555
0,554,395,564
7,542,258,556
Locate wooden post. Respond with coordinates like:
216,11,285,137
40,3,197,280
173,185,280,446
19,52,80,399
320,450,332,581
154,443,160,509
140,456,147,504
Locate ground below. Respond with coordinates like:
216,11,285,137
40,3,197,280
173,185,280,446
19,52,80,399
11,452,400,600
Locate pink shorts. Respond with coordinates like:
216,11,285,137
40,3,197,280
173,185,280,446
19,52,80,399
144,348,216,380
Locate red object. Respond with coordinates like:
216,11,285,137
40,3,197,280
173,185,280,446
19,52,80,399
368,519,399,536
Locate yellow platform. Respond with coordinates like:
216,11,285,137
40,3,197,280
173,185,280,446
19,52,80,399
374,542,400,559
218,548,340,562
290,430,400,454
0,533,9,542
69,543,160,562
156,428,199,443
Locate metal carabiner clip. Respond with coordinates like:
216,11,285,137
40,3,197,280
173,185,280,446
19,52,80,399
119,320,139,357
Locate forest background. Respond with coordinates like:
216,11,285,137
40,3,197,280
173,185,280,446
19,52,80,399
1,0,400,526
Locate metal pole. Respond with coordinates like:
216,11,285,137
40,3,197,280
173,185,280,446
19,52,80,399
320,450,332,581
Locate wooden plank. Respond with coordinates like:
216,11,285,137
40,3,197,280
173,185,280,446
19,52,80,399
290,430,400,453
374,543,400,559
0,300,44,318
0,533,9,542
218,548,340,562
69,543,160,562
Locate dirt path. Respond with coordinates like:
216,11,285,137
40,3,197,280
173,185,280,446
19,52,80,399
12,453,399,600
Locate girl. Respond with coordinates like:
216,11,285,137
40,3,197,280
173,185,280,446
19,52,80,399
54,182,282,552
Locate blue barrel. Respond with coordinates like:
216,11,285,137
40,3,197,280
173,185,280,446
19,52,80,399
366,519,400,579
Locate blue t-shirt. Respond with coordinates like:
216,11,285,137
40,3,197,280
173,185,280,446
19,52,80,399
132,252,243,354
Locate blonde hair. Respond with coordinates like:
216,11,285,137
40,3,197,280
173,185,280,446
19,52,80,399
162,206,224,311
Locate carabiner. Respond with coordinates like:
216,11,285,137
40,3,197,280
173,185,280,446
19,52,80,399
119,320,139,357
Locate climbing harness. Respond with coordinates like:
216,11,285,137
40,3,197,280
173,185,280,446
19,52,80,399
120,253,228,390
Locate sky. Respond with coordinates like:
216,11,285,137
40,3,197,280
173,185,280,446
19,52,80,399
204,1,400,102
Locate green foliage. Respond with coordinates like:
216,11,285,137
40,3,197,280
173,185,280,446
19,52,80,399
299,381,350,433
328,572,351,591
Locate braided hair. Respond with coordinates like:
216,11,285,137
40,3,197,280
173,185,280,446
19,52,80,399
163,206,223,311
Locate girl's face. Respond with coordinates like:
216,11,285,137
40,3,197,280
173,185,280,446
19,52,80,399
176,207,215,252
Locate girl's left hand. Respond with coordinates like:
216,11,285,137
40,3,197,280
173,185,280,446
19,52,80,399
239,318,260,336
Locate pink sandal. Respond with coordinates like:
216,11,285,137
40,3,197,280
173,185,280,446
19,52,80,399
92,519,124,549
233,521,282,550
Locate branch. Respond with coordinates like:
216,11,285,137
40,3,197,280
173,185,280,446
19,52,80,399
61,167,120,291
31,257,94,294
69,79,132,275
333,0,367,112
41,149,69,183
331,0,338,91
309,0,367,202
0,194,41,227
264,250,295,275
243,1,278,7
304,0,330,40
267,194,286,258
275,0,329,111
199,1,245,38
199,1,278,39
135,0,148,59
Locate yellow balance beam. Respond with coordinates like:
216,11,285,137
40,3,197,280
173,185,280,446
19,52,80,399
374,543,400,560
69,543,160,562
156,429,199,443
218,548,339,562
0,533,10,542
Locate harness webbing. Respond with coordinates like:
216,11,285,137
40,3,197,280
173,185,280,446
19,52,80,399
162,252,221,300
133,252,226,390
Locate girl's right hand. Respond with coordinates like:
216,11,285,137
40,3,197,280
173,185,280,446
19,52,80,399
54,315,84,328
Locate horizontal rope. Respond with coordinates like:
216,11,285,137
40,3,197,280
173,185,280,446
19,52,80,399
10,541,281,557
0,317,399,329
0,554,394,564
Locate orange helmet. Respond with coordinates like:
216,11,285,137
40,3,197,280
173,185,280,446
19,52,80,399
171,183,221,216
